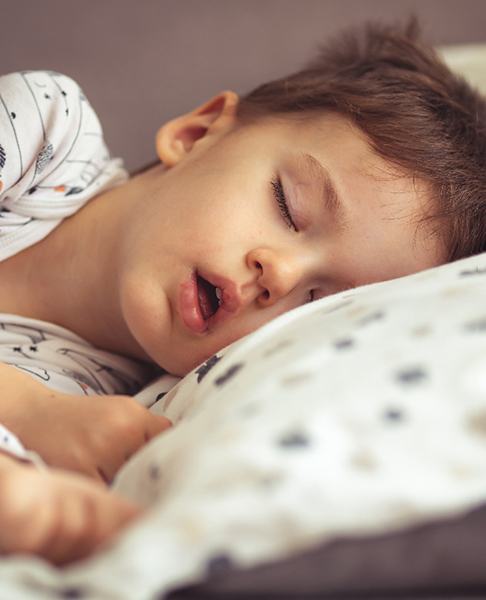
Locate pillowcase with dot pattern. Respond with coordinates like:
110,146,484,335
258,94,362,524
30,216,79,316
77,249,486,600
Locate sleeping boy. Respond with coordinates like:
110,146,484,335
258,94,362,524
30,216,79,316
0,18,485,565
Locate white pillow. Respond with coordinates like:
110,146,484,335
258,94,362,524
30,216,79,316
74,250,486,600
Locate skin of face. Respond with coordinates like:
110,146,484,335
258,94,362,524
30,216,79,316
0,91,446,376
118,93,446,375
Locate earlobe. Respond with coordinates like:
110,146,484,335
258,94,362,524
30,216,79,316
155,90,239,167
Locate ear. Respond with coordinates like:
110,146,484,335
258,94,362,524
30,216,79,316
155,91,239,167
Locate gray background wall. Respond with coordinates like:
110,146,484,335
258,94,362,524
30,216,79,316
1,0,485,173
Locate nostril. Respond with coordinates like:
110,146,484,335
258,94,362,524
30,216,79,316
262,290,270,300
255,261,262,271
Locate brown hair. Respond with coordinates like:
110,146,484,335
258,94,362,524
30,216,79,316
237,18,486,262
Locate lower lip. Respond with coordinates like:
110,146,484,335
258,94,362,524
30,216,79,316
179,272,208,334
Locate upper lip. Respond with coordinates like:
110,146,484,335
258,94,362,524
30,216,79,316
197,269,243,314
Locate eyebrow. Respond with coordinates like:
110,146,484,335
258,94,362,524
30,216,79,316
299,152,347,229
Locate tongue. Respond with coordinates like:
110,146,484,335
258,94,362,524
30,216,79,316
197,277,218,320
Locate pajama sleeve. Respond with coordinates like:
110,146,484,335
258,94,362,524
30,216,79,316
0,423,48,470
0,70,128,261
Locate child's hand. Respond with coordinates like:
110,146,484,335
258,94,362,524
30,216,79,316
0,388,172,484
0,451,142,566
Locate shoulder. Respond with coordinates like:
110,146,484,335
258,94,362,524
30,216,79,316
0,70,102,133
0,69,127,236
0,70,89,113
0,70,99,145
0,70,85,97
0,70,107,189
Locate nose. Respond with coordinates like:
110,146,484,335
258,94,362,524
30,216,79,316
246,247,304,307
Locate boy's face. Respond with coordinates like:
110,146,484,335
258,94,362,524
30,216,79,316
117,96,444,375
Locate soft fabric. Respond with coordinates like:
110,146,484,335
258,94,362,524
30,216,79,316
0,70,162,464
0,314,176,465
0,70,127,261
113,250,486,598
0,249,484,599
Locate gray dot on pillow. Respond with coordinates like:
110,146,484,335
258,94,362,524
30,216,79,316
260,473,284,489
206,553,234,577
358,310,385,327
466,410,486,437
383,407,405,422
277,431,311,449
333,337,355,350
195,354,222,383
214,363,244,386
57,587,86,599
459,266,486,277
395,366,428,385
148,464,160,480
464,317,486,333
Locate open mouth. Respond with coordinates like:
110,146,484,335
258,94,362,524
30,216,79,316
179,269,240,336
196,274,222,321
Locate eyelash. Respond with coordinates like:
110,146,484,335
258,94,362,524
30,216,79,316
271,177,298,232
271,177,316,303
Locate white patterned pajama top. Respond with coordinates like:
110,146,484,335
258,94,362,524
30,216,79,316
0,71,178,466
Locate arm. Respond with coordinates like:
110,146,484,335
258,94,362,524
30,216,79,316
0,362,172,484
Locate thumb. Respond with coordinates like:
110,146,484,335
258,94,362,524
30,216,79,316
146,414,173,440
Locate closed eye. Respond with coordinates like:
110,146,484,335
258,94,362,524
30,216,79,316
271,177,298,232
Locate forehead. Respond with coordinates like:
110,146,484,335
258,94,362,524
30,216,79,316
275,112,428,217
248,111,406,179
281,111,397,176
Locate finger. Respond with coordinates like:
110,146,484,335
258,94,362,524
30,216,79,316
9,479,63,559
112,414,172,469
84,399,159,475
86,490,144,555
0,467,54,556
96,466,111,485
74,464,110,487
42,447,109,486
84,408,172,482
45,476,142,566
144,414,173,441
95,453,132,485
39,488,91,565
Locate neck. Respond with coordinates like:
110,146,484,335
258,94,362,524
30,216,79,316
0,175,153,364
